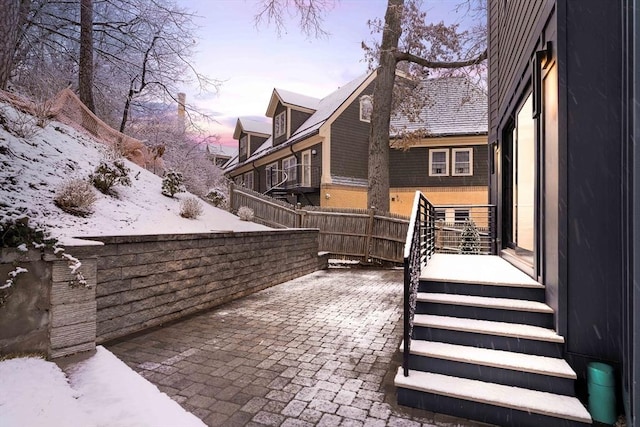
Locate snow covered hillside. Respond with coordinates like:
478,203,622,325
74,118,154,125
0,100,269,242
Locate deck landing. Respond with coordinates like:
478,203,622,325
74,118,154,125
421,254,541,287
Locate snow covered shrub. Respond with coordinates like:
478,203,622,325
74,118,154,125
237,206,254,222
205,188,227,208
180,196,203,219
54,178,97,217
9,109,40,139
162,170,185,197
90,159,131,195
458,218,481,254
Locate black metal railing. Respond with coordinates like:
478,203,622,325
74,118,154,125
403,191,435,377
432,204,497,255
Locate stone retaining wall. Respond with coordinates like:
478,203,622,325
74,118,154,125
0,228,324,358
82,229,322,343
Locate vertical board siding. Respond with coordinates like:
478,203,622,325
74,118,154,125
291,110,313,134
330,82,374,179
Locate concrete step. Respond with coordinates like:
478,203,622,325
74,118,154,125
401,339,576,394
395,368,592,427
416,293,554,327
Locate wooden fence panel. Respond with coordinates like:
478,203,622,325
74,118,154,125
230,185,298,228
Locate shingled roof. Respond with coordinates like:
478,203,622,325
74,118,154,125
391,76,487,137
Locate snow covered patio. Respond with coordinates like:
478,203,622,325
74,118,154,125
420,254,541,287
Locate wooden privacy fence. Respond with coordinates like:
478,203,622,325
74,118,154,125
229,185,409,264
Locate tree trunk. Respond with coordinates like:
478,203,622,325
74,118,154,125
79,0,95,112
0,0,21,90
367,0,403,212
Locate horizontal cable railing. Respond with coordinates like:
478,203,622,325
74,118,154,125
432,204,496,255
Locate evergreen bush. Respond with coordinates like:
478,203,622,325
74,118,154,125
458,218,481,254
162,170,185,197
90,159,131,195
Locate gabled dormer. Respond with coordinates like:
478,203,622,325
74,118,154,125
233,118,271,162
266,89,320,146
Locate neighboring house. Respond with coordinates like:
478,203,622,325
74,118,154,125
225,73,488,215
206,144,236,168
388,76,488,217
225,72,376,208
487,0,638,424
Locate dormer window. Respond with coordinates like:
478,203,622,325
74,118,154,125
239,135,248,157
275,111,286,138
359,95,373,122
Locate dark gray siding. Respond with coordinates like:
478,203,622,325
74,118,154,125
291,110,312,135
489,0,625,377
563,0,622,364
488,0,549,142
250,135,267,157
389,145,488,188
330,82,374,179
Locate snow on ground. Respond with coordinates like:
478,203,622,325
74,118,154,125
0,346,205,427
0,100,269,242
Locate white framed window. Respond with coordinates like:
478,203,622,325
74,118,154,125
266,162,279,188
239,135,248,157
243,171,254,190
274,111,286,138
359,95,373,122
282,156,297,183
301,150,312,186
429,149,449,176
452,148,473,176
434,208,446,222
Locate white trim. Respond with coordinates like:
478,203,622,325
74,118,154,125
301,150,312,187
282,155,297,183
429,148,449,176
239,135,248,158
274,111,286,138
265,162,279,188
359,95,373,122
452,147,473,176
242,171,254,190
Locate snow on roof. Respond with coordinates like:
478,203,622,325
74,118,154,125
266,88,321,117
208,143,236,158
233,117,271,139
391,76,487,137
231,72,374,170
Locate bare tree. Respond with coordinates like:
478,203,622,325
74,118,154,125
7,0,219,131
363,0,486,211
255,0,487,212
0,0,29,90
79,0,95,111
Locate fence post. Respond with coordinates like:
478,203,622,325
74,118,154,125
228,182,235,212
363,207,376,262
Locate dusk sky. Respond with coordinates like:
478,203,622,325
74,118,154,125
179,0,470,149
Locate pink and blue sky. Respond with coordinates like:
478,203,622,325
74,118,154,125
180,0,468,150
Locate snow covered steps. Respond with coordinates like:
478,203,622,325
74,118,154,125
396,255,590,425
401,339,576,394
417,292,554,327
395,368,592,427
413,314,564,358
